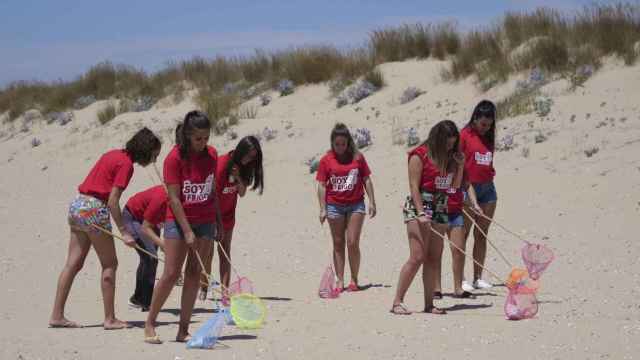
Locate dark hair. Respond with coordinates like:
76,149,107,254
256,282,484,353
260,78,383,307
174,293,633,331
330,122,358,163
225,136,264,194
466,99,496,149
125,127,161,166
424,120,459,172
175,110,211,159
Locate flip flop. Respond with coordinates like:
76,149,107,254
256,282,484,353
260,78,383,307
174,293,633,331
347,283,360,292
175,334,192,343
453,291,475,299
144,335,163,345
390,303,412,315
424,306,447,315
49,320,82,328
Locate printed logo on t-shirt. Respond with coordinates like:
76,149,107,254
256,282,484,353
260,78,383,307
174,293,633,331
475,151,493,166
183,174,214,203
435,173,453,190
446,187,458,194
329,168,359,192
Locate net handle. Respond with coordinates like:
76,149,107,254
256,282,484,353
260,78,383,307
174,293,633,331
429,224,504,285
462,209,514,269
90,223,211,288
469,207,528,243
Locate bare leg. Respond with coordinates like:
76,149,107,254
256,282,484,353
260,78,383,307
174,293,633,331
144,237,188,340
328,217,347,289
422,224,445,312
345,213,365,286
87,231,127,329
49,229,91,327
177,238,212,341
448,225,467,295
391,221,425,309
473,202,496,281
199,240,214,299
218,229,233,289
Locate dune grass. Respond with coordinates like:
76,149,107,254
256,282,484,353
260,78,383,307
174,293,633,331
1,2,638,125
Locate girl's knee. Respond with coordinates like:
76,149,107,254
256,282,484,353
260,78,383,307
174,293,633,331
407,254,424,267
164,269,181,283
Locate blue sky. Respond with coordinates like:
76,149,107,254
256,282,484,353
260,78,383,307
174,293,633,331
0,0,618,86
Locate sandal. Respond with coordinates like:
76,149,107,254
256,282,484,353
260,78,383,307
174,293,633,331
390,303,412,315
347,283,360,292
453,291,475,299
424,305,447,315
49,320,82,328
175,334,192,343
144,335,163,345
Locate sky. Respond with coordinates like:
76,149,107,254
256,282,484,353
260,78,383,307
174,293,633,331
0,0,621,86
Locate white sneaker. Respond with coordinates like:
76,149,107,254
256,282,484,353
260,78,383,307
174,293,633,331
461,281,475,292
474,279,493,289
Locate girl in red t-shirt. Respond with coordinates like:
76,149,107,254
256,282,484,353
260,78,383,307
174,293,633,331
50,127,161,329
122,185,168,311
316,123,377,292
200,135,264,299
144,111,222,344
391,120,464,315
459,100,497,291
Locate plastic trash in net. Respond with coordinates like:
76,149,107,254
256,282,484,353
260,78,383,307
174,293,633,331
186,312,226,349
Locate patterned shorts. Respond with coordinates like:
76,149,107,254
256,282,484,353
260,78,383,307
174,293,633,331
68,194,112,233
402,191,448,224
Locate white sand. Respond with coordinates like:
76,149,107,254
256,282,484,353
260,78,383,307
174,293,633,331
1,58,639,359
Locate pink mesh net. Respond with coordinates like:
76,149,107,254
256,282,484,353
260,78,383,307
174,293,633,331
222,277,254,306
521,241,555,280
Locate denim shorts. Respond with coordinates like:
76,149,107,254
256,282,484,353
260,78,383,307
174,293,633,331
448,213,464,227
122,208,159,253
326,200,366,219
472,181,497,205
164,220,216,241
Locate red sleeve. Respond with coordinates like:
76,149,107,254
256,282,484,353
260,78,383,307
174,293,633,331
113,162,134,189
216,155,227,193
459,129,468,153
359,155,371,178
143,196,167,225
315,156,328,182
163,152,181,185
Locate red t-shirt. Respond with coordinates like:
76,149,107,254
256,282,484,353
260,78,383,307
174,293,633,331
316,151,371,205
163,145,218,224
78,149,134,202
459,126,495,183
216,152,239,231
125,185,168,226
446,187,464,214
408,144,453,193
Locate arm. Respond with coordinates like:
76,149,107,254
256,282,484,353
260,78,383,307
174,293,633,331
211,181,224,242
317,182,327,224
364,176,376,218
107,187,135,247
452,151,465,189
141,220,165,250
231,165,248,197
167,183,195,247
465,183,482,214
